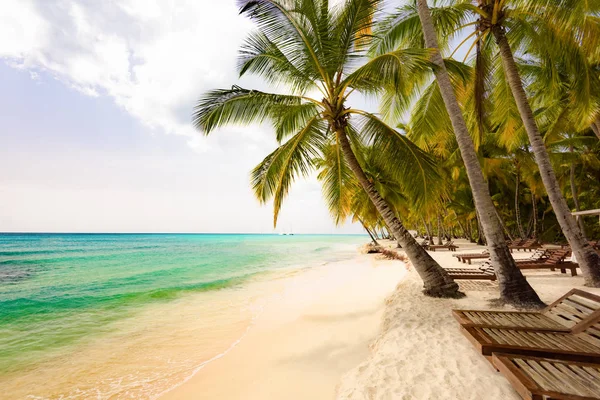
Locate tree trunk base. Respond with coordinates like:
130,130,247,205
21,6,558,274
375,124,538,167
423,282,465,299
578,250,600,287
489,295,545,310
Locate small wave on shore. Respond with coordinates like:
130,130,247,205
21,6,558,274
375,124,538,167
0,234,367,399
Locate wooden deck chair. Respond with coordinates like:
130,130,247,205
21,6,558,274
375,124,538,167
453,251,490,264
492,353,600,400
460,319,600,364
453,289,600,332
517,250,578,276
445,265,497,281
513,249,551,264
508,239,526,249
429,240,459,252
510,239,542,252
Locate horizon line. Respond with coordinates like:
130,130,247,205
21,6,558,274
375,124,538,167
0,232,368,235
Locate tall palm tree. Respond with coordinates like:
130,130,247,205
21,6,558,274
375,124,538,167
192,0,461,297
470,0,600,285
402,0,542,306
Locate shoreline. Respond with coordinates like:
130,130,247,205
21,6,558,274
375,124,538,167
160,251,407,399
6,237,599,399
0,234,369,400
163,239,600,400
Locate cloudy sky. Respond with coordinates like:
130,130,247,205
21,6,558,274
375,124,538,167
0,0,370,234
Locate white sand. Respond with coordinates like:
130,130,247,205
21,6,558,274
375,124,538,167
162,239,600,400
337,239,600,400
161,253,407,400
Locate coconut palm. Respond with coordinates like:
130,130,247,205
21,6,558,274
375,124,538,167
373,0,542,306
468,0,600,285
379,0,600,289
192,0,462,297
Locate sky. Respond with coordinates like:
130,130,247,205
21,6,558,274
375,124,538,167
0,0,369,234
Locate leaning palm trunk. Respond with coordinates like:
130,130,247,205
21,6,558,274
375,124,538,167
337,129,461,297
452,211,467,238
494,207,514,242
493,28,600,287
515,168,525,239
591,118,600,140
359,218,379,246
531,193,538,239
416,0,543,306
569,148,587,239
421,216,432,240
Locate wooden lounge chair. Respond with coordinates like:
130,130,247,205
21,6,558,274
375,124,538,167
513,249,551,264
428,240,459,252
460,320,600,364
510,239,542,252
453,289,600,332
507,239,526,248
453,251,490,264
517,250,578,276
492,353,600,400
453,248,550,265
445,265,496,281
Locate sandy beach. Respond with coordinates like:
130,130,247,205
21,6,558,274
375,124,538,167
162,239,600,400
161,253,406,399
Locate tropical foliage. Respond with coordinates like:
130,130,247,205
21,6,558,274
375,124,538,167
193,0,600,300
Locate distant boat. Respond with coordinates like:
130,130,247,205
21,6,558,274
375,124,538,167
278,226,294,236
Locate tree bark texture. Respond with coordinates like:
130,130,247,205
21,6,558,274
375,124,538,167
493,27,600,286
416,0,543,306
337,129,462,297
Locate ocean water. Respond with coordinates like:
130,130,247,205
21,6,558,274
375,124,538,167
0,233,366,399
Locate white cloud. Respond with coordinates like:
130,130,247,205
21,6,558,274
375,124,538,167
0,0,366,234
0,0,254,151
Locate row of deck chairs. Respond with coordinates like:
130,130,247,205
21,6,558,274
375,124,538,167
454,239,599,266
419,239,459,252
452,289,600,399
454,242,544,264
446,249,578,280
508,238,543,252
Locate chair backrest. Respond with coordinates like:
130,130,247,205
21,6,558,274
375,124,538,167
546,289,600,332
479,264,495,275
544,249,572,263
529,249,549,260
580,320,600,345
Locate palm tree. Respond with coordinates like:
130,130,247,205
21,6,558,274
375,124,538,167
469,0,600,286
192,0,461,297
394,0,542,306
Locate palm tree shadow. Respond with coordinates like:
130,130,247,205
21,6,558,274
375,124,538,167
301,305,383,323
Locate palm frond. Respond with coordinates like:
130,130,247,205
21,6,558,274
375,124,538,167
315,140,358,224
370,1,474,55
193,86,307,133
351,112,442,207
251,116,328,226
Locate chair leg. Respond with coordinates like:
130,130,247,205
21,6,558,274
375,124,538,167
571,268,577,277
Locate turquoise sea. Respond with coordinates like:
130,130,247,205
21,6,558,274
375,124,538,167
0,233,366,399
